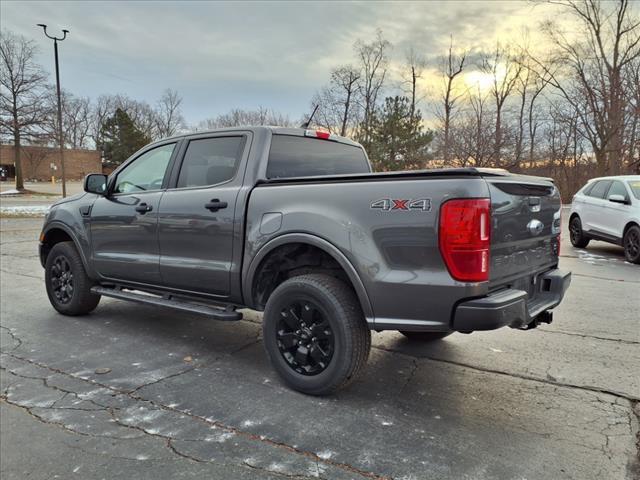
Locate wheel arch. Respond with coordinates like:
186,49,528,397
40,222,90,274
243,233,373,320
623,221,639,237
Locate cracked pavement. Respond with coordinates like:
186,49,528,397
1,216,639,479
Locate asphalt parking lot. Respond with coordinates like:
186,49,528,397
1,213,639,480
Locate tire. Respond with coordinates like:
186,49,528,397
569,216,590,248
623,225,640,264
400,331,452,341
262,274,371,395
45,241,101,316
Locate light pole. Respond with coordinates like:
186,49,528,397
38,24,69,198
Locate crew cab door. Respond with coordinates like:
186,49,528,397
157,134,249,297
90,142,177,284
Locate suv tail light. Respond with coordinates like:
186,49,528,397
439,198,491,282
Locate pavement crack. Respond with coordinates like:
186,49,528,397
571,272,640,283
537,327,640,344
0,325,23,351
2,352,389,480
0,397,97,438
128,367,196,395
242,461,323,479
0,268,44,281
372,345,639,402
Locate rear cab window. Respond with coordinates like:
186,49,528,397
177,136,246,188
266,135,370,179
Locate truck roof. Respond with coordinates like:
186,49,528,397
159,126,363,148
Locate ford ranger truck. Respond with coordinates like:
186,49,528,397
39,127,571,395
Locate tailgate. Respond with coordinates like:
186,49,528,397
486,175,561,291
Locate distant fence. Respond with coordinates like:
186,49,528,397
0,144,102,181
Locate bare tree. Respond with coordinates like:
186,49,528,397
44,89,92,149
435,37,467,163
481,42,524,166
538,0,640,175
196,107,293,130
624,58,640,173
155,88,184,138
310,65,361,136
354,30,391,150
512,47,551,169
0,31,48,190
450,87,494,167
21,143,51,180
401,47,426,121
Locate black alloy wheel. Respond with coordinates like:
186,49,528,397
623,225,640,264
276,299,335,376
50,255,74,304
569,216,590,248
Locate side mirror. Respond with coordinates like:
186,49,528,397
84,174,108,195
608,194,628,204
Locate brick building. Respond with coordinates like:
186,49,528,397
0,144,102,181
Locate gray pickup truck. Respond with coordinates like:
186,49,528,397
40,126,571,394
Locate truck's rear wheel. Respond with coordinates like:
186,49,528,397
45,241,101,316
400,331,452,341
262,274,370,395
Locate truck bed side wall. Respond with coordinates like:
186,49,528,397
243,177,490,331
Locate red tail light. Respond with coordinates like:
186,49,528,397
439,198,491,282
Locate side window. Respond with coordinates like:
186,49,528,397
114,143,175,194
607,181,628,200
176,136,245,188
587,180,612,199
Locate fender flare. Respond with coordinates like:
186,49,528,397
41,221,93,275
242,233,374,319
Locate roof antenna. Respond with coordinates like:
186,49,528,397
300,104,319,129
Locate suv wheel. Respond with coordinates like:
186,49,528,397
45,241,101,315
569,216,590,248
262,274,370,395
623,225,640,264
400,331,452,341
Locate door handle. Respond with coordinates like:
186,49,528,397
135,203,153,214
205,199,228,212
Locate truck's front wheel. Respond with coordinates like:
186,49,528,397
262,274,370,395
45,241,101,316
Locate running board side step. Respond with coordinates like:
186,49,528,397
90,286,242,321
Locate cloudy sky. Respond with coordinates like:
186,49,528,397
2,1,574,125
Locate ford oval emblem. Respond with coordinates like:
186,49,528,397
527,219,544,236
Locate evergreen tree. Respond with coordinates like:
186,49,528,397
98,108,150,167
368,96,433,171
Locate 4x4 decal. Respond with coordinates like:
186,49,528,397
370,198,432,211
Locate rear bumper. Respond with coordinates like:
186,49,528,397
453,269,571,332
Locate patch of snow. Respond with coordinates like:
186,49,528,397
0,204,50,216
381,420,393,426
0,189,22,195
316,450,334,460
135,455,149,461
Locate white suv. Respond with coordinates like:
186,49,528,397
569,175,640,263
